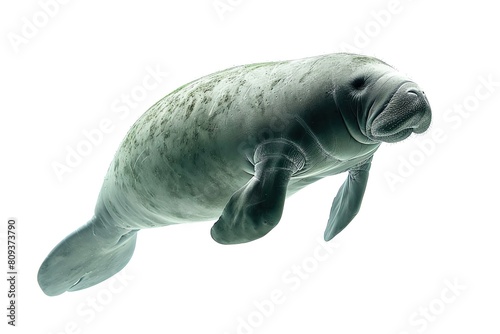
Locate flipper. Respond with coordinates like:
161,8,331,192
37,216,137,296
211,140,305,244
324,157,372,241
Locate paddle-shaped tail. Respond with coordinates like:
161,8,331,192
38,216,137,296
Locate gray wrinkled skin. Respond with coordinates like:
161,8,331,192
38,53,432,296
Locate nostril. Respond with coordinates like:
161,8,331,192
406,88,420,97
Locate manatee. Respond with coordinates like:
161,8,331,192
38,53,432,296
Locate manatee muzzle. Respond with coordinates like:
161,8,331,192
368,82,432,143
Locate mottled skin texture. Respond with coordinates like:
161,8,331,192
38,53,432,296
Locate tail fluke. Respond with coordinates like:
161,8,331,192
38,217,137,296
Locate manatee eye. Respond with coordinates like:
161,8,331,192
352,77,366,90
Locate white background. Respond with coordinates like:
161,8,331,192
1,1,499,333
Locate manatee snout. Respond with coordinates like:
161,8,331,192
370,82,431,143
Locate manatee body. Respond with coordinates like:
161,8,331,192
38,53,432,296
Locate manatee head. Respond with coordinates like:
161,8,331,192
333,54,432,144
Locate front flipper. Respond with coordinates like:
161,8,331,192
324,157,372,241
211,140,305,244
